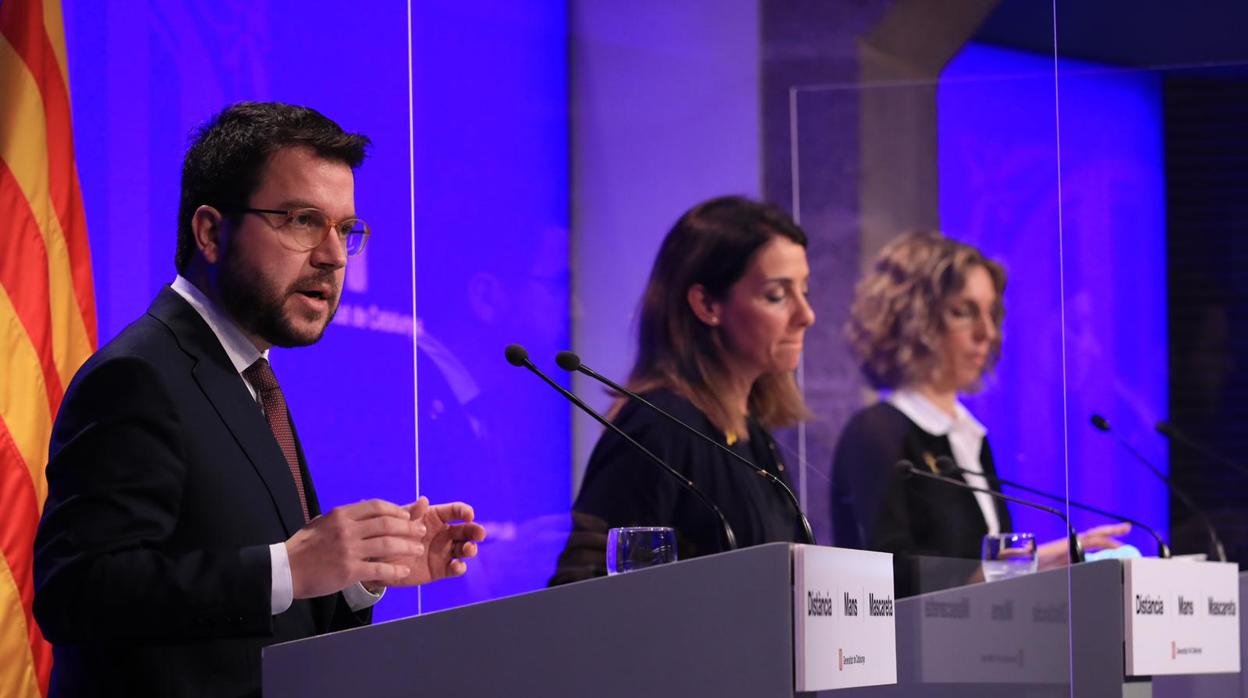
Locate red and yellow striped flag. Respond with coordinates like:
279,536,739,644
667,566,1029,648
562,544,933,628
1,0,97,695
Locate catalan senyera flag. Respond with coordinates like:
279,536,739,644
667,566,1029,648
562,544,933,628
1,0,97,695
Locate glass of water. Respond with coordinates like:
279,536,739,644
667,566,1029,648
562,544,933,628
606,526,678,575
981,532,1038,582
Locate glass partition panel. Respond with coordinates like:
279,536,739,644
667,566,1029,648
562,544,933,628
1054,3,1248,694
63,1,421,619
789,4,1077,692
410,3,571,614
1054,0,1248,568
67,1,572,623
790,42,1070,581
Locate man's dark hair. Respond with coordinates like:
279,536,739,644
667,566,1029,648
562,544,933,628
175,102,371,273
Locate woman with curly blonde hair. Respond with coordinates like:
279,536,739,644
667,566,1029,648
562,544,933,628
832,231,1124,593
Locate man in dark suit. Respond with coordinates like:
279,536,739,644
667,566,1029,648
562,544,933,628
33,102,486,697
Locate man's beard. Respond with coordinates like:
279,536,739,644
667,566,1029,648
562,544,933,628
219,251,339,348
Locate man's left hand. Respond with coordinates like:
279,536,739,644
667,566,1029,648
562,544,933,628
366,497,486,590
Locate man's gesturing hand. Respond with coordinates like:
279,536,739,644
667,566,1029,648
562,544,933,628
285,499,426,599
378,497,487,587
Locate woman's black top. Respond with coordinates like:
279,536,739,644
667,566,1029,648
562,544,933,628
549,389,805,585
831,402,1012,595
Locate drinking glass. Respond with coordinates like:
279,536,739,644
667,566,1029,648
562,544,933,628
606,526,677,575
981,532,1038,582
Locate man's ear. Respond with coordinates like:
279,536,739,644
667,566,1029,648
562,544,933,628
191,205,225,264
686,284,720,327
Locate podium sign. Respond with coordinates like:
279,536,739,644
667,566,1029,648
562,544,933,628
1123,558,1240,676
792,545,897,691
910,566,1071,684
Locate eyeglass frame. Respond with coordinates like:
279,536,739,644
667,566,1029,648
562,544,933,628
235,206,371,257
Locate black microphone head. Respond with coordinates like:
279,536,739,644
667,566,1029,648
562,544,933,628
555,350,582,372
1155,420,1175,437
504,344,530,367
1090,414,1111,432
894,459,917,477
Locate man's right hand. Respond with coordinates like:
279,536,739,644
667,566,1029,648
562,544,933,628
285,499,426,599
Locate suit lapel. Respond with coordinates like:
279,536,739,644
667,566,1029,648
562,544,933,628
148,287,308,537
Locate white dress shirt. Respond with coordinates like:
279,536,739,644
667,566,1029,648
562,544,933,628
170,276,381,614
887,389,1001,536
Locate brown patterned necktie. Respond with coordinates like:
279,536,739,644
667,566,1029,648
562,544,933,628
243,357,310,523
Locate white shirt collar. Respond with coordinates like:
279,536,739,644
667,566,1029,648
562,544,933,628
170,275,268,375
889,388,998,535
887,388,986,439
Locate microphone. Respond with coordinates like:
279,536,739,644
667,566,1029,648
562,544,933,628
934,456,1170,558
1157,420,1248,479
895,460,1084,564
555,350,816,545
1090,414,1227,562
505,344,737,551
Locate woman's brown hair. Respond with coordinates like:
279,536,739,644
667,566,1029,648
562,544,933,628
623,195,812,438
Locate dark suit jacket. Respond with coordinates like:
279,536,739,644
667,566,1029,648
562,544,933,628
34,287,367,698
831,402,1012,596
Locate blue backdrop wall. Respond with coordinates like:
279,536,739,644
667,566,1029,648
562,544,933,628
59,6,1174,619
63,1,569,619
939,43,1169,550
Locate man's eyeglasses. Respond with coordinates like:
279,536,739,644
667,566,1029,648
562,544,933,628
239,207,370,257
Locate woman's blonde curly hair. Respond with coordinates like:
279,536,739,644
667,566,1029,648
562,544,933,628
846,230,1006,390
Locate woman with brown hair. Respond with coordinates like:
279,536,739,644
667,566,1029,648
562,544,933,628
832,231,1125,594
550,195,815,584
